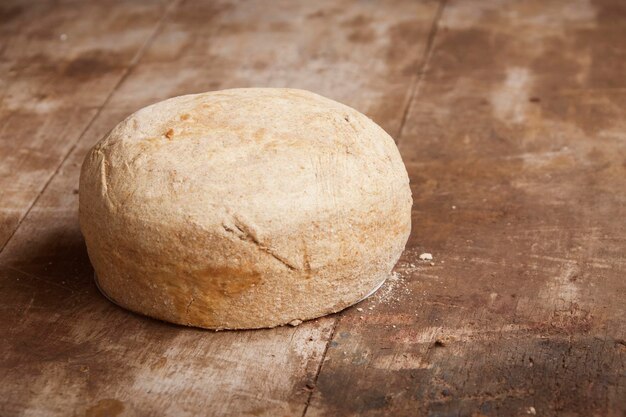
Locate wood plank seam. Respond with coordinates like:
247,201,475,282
301,3,449,415
396,0,447,145
0,0,180,257
301,316,342,417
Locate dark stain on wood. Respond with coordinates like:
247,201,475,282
342,14,373,28
63,51,124,80
347,28,376,43
0,4,22,24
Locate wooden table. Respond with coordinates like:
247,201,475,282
1,1,624,416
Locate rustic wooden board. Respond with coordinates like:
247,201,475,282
0,0,170,250
0,1,439,416
307,0,626,416
107,0,439,137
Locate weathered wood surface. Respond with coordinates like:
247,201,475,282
2,0,625,416
308,0,626,416
0,0,170,250
0,1,439,416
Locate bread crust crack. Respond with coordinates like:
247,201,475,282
222,216,298,271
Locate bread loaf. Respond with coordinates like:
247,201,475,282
79,88,412,329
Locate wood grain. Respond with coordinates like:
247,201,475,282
307,0,626,416
0,1,439,416
0,0,170,250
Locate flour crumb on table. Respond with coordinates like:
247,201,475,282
288,319,302,327
419,253,433,261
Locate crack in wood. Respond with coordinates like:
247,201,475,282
395,0,448,144
301,316,342,417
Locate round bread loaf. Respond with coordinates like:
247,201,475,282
79,88,412,329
